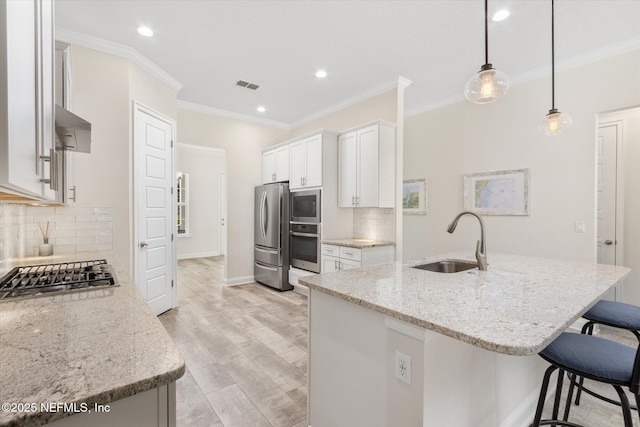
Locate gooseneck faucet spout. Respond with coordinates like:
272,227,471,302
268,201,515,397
447,211,487,271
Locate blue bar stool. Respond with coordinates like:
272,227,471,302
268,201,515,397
574,300,640,407
531,332,640,427
581,300,640,340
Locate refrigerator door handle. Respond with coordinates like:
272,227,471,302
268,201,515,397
262,191,268,239
260,191,267,240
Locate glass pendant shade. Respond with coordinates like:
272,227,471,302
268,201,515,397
538,109,572,136
465,65,510,104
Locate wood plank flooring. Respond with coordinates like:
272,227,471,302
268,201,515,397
158,257,308,427
160,256,636,426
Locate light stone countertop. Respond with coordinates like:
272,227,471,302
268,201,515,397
300,252,631,356
321,238,395,248
0,251,185,427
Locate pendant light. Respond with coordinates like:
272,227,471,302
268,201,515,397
464,0,510,104
539,0,572,135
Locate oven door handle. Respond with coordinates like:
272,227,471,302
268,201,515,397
290,232,320,238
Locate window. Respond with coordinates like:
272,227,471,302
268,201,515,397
176,172,189,236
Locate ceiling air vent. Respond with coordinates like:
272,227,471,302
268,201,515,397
236,80,260,90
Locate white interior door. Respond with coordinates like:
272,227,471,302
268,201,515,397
135,105,175,315
596,122,623,301
219,172,226,256
597,124,618,266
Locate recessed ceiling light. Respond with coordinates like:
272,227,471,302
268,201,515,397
137,26,154,37
315,69,328,79
492,9,510,22
257,106,266,113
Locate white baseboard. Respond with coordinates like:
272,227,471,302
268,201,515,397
224,275,255,286
177,251,220,260
293,283,309,296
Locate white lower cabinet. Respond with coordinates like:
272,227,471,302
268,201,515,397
47,382,177,427
321,244,394,273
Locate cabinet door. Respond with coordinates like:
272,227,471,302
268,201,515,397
2,0,42,197
304,134,322,188
338,131,357,207
339,258,361,270
289,140,305,189
275,145,290,182
322,255,340,273
39,0,55,201
357,125,379,207
262,150,276,183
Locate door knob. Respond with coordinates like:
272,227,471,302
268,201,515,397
604,240,614,245
139,241,148,248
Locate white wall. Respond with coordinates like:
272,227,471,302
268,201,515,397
176,143,226,259
177,109,290,284
403,50,640,267
68,46,131,268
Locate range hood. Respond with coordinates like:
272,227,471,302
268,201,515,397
55,105,91,153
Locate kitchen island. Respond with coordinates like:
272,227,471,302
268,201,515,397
301,253,631,427
0,252,185,427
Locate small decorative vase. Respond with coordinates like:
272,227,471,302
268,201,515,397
39,238,53,257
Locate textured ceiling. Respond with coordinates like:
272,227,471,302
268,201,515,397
55,0,640,126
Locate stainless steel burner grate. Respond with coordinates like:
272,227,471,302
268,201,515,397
0,259,118,301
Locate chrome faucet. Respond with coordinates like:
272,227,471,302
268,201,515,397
447,211,487,271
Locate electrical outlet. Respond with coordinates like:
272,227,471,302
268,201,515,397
395,351,411,385
575,221,586,233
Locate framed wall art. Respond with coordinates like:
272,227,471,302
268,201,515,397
463,169,529,215
403,178,427,215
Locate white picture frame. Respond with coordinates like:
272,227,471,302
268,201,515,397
463,169,529,216
403,178,427,215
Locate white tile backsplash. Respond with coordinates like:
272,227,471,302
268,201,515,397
0,204,113,259
353,208,395,241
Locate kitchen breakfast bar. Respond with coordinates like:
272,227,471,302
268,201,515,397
301,253,631,427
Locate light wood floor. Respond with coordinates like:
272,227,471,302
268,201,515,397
160,256,638,427
158,257,308,427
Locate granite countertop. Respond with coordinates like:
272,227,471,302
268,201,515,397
321,238,395,248
300,252,631,356
0,251,185,427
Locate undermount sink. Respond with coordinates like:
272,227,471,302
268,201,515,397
412,259,478,273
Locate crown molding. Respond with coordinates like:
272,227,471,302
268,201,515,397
177,101,291,130
406,39,640,118
177,142,226,155
55,27,183,92
290,78,403,129
398,76,413,90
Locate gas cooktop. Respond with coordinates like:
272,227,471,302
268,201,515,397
0,259,118,301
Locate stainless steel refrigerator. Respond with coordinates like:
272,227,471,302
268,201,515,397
254,183,292,291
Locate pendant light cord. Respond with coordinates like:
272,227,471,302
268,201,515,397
551,0,555,110
484,0,489,65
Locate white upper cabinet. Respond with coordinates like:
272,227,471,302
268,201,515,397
262,149,276,183
262,144,290,184
275,145,290,182
0,0,56,201
290,133,323,190
338,121,396,208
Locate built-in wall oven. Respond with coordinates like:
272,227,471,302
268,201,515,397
290,223,321,273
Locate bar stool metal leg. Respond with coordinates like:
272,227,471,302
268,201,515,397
533,365,557,427
613,385,633,427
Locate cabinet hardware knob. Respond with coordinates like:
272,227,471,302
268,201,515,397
604,240,614,245
139,241,148,248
